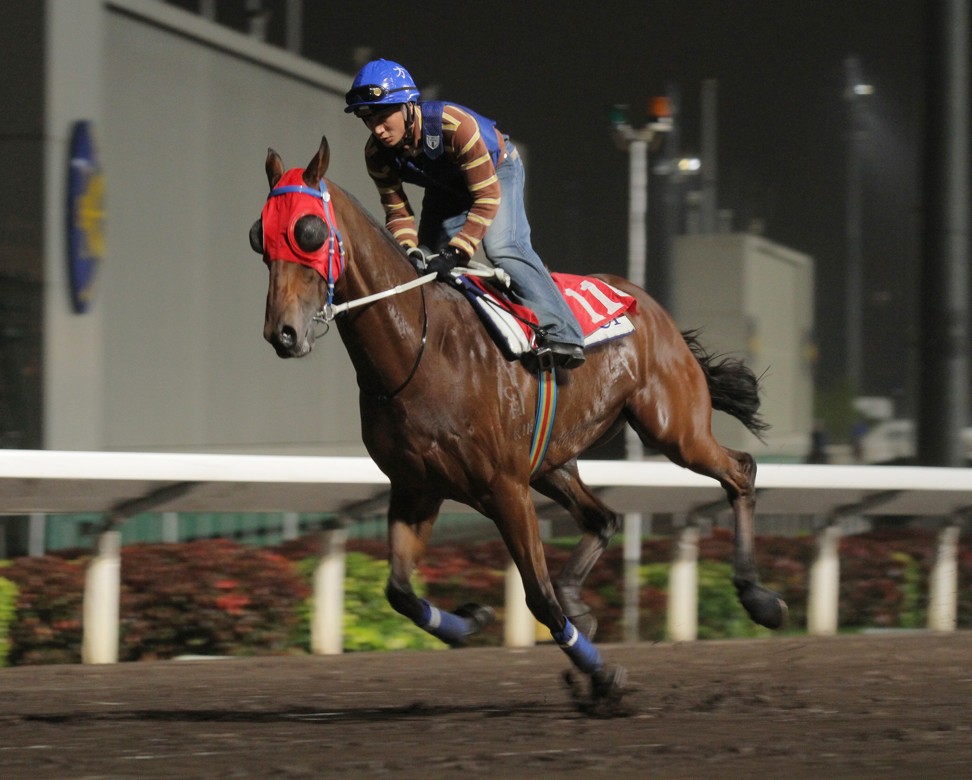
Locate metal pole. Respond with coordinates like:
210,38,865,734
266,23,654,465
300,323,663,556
625,138,648,462
844,56,867,397
701,80,718,234
918,0,970,466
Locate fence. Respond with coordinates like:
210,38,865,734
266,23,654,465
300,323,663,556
1,450,970,662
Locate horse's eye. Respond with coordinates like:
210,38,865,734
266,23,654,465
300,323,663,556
249,219,263,253
293,214,328,252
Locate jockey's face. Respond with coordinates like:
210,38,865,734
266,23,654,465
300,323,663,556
363,106,406,148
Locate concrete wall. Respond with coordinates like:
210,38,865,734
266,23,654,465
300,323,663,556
673,233,815,460
39,0,381,454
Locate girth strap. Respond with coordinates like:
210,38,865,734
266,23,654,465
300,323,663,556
529,368,558,476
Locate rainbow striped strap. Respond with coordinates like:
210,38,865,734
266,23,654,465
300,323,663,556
529,368,558,476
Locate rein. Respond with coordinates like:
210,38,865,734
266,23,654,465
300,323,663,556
313,271,437,325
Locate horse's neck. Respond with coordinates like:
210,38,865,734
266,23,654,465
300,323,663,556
332,187,429,390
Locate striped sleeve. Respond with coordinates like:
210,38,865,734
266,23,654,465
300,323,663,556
441,104,501,258
364,137,419,248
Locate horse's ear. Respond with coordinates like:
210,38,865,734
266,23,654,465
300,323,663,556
265,147,284,190
304,135,330,185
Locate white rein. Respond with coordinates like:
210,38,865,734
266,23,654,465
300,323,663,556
313,262,511,326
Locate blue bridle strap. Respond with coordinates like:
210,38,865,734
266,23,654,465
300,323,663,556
269,184,325,199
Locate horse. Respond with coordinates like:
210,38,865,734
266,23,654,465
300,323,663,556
252,136,786,712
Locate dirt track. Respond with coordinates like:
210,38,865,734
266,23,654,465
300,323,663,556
1,632,970,779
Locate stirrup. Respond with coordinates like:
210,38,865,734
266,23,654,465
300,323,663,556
531,345,556,373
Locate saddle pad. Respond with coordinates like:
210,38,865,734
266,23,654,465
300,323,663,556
457,273,637,360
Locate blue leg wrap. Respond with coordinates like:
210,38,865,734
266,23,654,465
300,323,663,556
418,599,472,645
552,617,603,675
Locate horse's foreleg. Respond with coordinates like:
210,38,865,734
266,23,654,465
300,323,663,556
385,487,494,646
534,462,621,639
490,482,624,710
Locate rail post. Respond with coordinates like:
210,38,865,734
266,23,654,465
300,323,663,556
311,523,348,655
82,530,121,664
667,521,699,642
504,559,536,647
807,522,842,635
928,522,961,631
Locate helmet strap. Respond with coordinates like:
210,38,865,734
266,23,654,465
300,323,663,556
402,103,417,150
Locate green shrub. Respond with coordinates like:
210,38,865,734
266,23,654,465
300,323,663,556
338,552,443,652
0,572,19,667
294,552,443,652
1,556,86,664
119,539,309,660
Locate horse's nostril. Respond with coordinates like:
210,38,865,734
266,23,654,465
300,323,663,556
279,326,296,349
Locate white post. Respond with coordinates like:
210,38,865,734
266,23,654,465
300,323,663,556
928,524,960,632
282,512,300,541
161,512,179,543
667,524,699,642
82,530,120,664
311,527,348,655
808,523,842,635
28,513,46,556
504,560,535,647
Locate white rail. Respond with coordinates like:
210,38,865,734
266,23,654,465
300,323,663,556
1,452,969,662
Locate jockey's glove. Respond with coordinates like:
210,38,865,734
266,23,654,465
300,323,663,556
426,245,465,281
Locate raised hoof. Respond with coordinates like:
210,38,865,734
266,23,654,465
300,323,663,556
562,666,631,718
735,580,788,630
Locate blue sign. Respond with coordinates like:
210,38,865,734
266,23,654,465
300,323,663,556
67,121,105,313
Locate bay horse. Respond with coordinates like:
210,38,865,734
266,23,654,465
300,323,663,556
252,136,786,712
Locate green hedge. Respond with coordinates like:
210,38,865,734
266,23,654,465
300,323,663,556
0,528,968,665
0,572,18,667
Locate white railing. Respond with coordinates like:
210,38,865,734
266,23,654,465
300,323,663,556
1,451,970,663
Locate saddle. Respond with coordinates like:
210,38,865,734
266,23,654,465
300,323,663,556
454,270,637,362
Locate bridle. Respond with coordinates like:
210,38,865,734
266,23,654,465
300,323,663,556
263,177,433,401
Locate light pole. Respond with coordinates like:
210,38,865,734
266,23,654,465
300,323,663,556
609,100,672,641
610,99,673,457
844,56,873,398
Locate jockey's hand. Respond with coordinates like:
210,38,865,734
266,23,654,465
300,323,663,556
427,245,464,281
405,246,429,271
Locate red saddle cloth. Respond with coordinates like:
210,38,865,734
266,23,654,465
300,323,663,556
458,272,637,355
551,272,637,337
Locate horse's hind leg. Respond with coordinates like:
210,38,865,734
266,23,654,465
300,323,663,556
703,446,787,628
681,442,786,629
533,461,621,639
626,398,787,629
384,485,494,646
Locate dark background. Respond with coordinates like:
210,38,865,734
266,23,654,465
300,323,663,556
174,0,930,420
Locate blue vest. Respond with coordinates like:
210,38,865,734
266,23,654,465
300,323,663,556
388,101,502,199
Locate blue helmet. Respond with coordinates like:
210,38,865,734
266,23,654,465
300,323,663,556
344,59,420,115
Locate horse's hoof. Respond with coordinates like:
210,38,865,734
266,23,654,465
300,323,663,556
454,603,496,634
562,666,631,718
735,581,788,630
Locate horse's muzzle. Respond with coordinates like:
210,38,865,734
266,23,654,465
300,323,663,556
266,323,312,358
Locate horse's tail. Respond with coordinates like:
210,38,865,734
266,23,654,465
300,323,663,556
682,329,770,442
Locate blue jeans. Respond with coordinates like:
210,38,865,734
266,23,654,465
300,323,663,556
423,142,584,347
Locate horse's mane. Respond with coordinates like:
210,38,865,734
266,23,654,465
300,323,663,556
331,180,416,270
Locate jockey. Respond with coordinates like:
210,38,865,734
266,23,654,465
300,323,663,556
345,58,586,369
